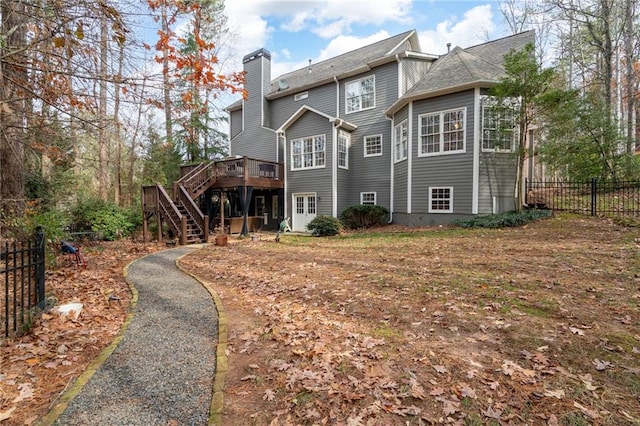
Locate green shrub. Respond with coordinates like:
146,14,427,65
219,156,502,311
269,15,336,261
306,215,342,236
30,209,70,243
340,204,389,229
71,198,137,240
452,209,553,228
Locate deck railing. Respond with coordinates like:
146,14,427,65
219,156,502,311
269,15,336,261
176,160,217,199
215,157,283,180
177,185,208,240
157,185,187,244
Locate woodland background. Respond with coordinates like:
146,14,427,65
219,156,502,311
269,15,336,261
1,0,639,238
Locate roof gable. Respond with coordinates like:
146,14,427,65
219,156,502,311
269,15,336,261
385,31,534,116
276,105,357,133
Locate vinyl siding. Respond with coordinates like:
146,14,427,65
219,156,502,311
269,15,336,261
230,109,243,139
271,84,338,131
392,106,409,213
231,55,276,161
338,62,398,213
411,90,475,215
285,112,334,217
478,152,517,214
401,58,430,95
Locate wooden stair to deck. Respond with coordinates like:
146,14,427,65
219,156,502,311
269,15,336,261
142,157,284,245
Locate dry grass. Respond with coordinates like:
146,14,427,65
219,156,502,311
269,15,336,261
180,214,640,425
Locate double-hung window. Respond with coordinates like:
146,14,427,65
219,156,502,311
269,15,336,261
394,120,408,163
345,75,375,113
419,108,465,156
481,96,517,152
364,134,382,157
360,192,376,205
291,135,326,170
338,130,349,169
429,187,453,213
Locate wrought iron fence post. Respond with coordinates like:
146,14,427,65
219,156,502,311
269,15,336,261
35,226,46,308
590,178,597,216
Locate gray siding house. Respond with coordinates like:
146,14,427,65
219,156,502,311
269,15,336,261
227,30,534,231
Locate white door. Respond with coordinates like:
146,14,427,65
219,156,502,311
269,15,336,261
292,193,317,232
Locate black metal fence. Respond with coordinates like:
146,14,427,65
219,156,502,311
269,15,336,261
525,178,640,218
1,228,46,338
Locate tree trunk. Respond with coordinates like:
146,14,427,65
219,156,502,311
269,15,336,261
0,0,27,219
98,17,110,201
161,6,173,150
114,43,124,205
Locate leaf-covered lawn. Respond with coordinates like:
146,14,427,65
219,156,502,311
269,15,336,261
0,241,164,425
181,214,640,425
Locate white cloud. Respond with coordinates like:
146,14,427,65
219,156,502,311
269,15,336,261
316,30,391,62
280,0,413,38
418,4,497,55
224,1,273,56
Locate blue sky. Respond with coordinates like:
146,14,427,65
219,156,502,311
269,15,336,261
223,0,509,78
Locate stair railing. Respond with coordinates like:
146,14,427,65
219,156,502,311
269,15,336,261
157,184,187,245
176,160,217,199
177,185,209,242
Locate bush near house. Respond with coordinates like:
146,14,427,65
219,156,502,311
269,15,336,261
340,204,389,229
452,208,553,228
306,215,342,236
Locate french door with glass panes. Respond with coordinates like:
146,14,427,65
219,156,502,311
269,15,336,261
292,193,316,232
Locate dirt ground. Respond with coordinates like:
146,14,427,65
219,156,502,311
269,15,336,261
179,214,640,425
1,214,639,425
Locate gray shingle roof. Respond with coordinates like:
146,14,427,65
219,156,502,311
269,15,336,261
265,30,419,99
385,30,535,116
465,30,534,67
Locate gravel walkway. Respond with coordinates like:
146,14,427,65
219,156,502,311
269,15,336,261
53,247,219,425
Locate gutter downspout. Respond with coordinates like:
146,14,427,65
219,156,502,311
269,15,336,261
334,76,340,117
332,122,338,217
387,115,394,223
395,54,402,97
407,102,412,214
333,76,340,219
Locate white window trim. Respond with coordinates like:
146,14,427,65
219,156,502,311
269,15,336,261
364,134,383,157
294,91,308,101
338,130,349,170
345,75,375,114
418,107,467,157
428,186,453,213
480,96,518,153
360,192,377,205
290,134,326,171
394,120,408,163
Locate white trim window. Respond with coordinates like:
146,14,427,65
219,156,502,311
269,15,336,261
419,108,466,156
294,91,308,101
291,135,326,170
360,192,377,205
481,96,517,152
394,120,408,163
364,134,382,157
345,75,375,113
429,187,453,213
338,130,350,169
